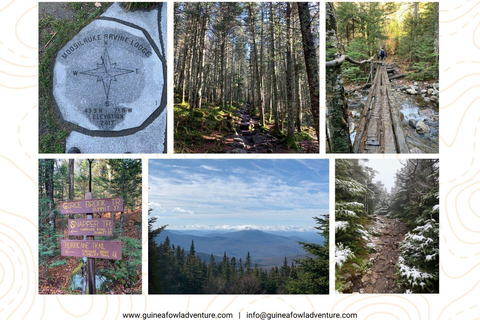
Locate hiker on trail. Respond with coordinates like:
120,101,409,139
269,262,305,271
378,48,386,65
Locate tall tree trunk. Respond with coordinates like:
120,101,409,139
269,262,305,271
259,4,265,125
270,3,279,131
248,3,264,125
220,38,226,107
286,3,295,143
297,2,319,140
68,159,74,200
294,50,301,132
195,9,209,110
46,160,55,228
325,2,352,152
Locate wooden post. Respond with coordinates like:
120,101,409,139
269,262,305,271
86,159,95,294
85,192,96,294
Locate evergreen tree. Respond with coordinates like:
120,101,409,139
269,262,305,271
390,159,439,292
287,216,329,294
183,241,204,293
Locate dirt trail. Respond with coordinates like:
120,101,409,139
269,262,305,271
352,215,407,293
227,104,283,153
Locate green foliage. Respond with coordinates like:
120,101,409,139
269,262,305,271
410,36,438,80
49,260,68,268
396,219,439,292
295,131,313,141
39,196,64,280
96,159,142,212
282,135,298,150
334,2,439,83
122,3,158,11
335,160,377,290
396,3,439,80
174,101,238,153
148,227,326,294
389,159,439,293
100,236,142,289
341,38,371,83
287,216,329,294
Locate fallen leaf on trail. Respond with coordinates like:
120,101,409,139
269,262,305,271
95,2,101,7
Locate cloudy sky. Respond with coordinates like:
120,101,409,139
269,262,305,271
363,159,404,192
149,159,329,231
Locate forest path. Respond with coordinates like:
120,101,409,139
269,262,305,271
228,103,283,153
352,215,407,293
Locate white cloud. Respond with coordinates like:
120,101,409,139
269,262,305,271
200,165,223,172
172,207,194,215
172,224,315,232
149,201,162,209
149,161,329,229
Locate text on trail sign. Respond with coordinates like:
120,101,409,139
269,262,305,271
61,240,122,260
68,219,114,236
60,197,123,214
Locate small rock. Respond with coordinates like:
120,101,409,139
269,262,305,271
344,281,352,290
406,88,417,95
421,89,427,94
364,286,374,293
423,97,430,103
427,88,434,95
351,263,360,269
414,81,418,86
433,89,439,95
416,120,429,134
413,85,419,90
409,119,418,128
419,109,434,118
361,274,370,283
342,273,352,280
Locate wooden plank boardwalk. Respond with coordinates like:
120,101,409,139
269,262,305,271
353,65,409,153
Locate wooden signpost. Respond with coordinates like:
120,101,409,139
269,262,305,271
60,192,123,294
61,240,122,260
68,219,114,236
59,197,123,214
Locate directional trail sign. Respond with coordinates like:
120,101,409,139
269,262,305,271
68,219,114,236
60,197,123,214
61,240,122,260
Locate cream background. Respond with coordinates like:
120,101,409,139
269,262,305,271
0,0,478,319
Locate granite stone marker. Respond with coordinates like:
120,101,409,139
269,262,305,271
52,3,167,153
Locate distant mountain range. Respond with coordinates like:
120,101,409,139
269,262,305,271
155,229,325,267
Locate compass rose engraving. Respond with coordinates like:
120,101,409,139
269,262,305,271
80,40,134,101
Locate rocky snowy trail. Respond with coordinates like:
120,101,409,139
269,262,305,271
352,215,407,293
